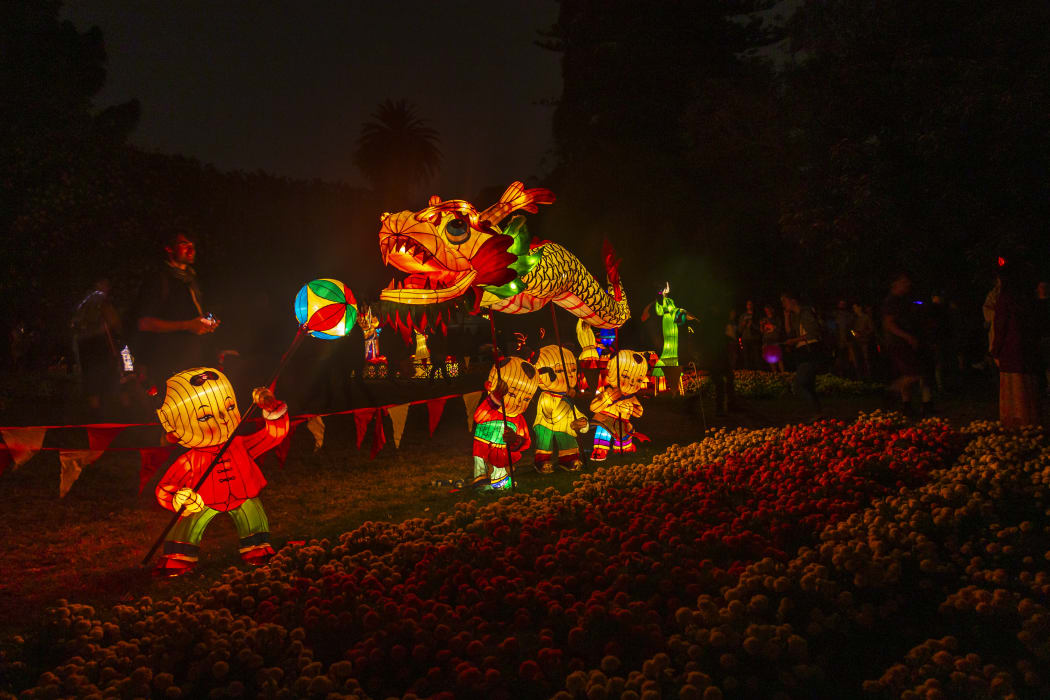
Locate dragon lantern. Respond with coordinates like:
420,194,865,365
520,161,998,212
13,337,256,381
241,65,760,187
376,182,630,339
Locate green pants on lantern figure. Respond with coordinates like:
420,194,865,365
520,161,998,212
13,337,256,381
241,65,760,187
163,496,272,564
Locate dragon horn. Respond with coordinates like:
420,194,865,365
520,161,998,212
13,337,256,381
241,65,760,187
479,181,556,226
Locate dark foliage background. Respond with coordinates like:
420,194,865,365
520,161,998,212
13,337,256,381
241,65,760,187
3,0,1048,365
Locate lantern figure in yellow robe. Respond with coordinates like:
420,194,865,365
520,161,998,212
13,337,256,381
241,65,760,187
532,345,588,473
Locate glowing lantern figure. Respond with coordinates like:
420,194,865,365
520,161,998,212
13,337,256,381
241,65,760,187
533,345,588,473
152,368,289,577
295,278,357,339
472,357,538,490
653,284,686,372
413,331,431,377
589,349,647,462
361,307,384,362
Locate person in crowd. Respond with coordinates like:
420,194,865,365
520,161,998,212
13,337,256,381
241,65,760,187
925,292,951,392
977,276,1002,370
71,278,123,415
738,300,761,370
832,300,856,377
694,303,736,417
781,292,822,413
760,304,785,373
725,309,740,371
1036,280,1050,395
135,232,219,390
781,299,798,371
881,272,933,416
947,299,968,375
992,265,1043,427
851,302,875,379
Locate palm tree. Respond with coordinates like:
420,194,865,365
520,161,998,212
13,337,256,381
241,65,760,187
353,99,442,208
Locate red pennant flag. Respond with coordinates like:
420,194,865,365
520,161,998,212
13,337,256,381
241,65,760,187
276,419,306,468
0,447,11,477
139,447,174,494
87,425,124,454
370,408,387,458
354,408,376,449
426,397,448,436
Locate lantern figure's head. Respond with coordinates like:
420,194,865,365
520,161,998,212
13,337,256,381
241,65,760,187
377,182,555,337
484,356,538,417
295,278,357,339
157,368,240,448
535,344,577,393
609,350,648,395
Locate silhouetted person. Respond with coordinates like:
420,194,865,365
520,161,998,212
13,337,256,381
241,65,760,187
882,273,932,416
135,232,218,390
782,291,822,413
992,265,1042,427
71,278,122,415
693,304,735,417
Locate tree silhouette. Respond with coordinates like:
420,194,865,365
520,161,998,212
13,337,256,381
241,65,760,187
353,99,441,209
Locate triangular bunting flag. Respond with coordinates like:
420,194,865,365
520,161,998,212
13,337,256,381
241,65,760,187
1,427,47,469
276,418,306,468
59,449,94,498
426,397,448,436
0,447,11,477
388,403,409,448
462,391,483,432
87,425,124,454
305,415,325,452
138,447,174,494
370,408,387,458
353,408,375,448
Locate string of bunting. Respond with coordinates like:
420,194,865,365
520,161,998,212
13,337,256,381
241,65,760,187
0,391,483,497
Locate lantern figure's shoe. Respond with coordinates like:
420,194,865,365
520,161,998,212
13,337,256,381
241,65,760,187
241,544,275,567
152,556,196,578
377,182,629,338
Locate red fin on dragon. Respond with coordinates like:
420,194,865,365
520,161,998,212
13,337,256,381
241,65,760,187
377,182,630,340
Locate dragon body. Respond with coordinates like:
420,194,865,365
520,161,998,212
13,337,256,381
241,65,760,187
376,182,629,337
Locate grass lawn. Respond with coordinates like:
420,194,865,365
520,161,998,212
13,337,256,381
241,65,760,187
0,369,1000,650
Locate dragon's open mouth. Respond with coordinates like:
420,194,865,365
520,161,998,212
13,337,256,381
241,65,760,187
379,234,474,304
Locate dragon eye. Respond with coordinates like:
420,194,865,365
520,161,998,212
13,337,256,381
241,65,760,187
444,218,470,244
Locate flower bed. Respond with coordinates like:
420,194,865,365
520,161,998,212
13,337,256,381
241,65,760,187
5,414,963,699
565,422,1050,700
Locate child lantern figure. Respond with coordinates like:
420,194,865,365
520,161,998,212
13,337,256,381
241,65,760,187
533,345,589,473
153,368,288,577
589,349,648,462
472,357,538,490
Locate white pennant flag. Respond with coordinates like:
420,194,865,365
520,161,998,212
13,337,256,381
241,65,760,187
305,415,325,451
388,403,410,448
462,391,483,432
1,427,48,469
59,450,95,498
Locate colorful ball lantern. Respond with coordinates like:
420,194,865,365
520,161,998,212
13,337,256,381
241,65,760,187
294,279,357,339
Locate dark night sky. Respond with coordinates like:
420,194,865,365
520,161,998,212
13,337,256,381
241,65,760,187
61,1,561,197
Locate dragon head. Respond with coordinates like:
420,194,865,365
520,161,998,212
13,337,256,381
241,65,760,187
377,182,554,338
